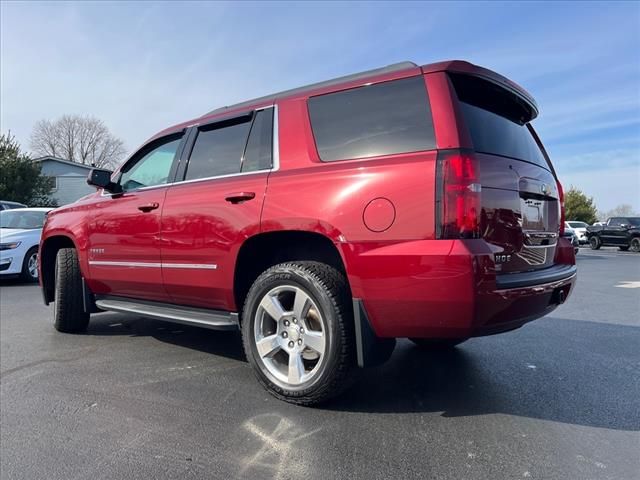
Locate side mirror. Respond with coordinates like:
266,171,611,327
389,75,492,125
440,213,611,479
87,169,119,193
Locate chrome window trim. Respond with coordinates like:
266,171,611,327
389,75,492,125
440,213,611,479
167,168,272,188
100,104,279,197
272,104,280,171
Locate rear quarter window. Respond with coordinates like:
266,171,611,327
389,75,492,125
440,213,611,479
308,76,436,162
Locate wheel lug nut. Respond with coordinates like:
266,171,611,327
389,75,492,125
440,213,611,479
284,320,289,327
282,331,288,338
288,341,294,348
293,318,297,324
298,339,303,345
299,327,304,334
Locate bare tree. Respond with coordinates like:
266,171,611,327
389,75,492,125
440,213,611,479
598,204,639,221
30,115,126,168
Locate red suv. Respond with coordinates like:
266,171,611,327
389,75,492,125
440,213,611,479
39,60,576,404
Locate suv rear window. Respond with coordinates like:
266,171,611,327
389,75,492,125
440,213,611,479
308,76,435,162
451,73,548,169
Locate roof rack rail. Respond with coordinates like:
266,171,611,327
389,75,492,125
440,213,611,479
205,61,418,116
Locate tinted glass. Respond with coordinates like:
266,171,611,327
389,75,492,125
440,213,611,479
308,76,435,162
460,102,548,168
0,210,46,229
609,218,622,226
119,136,181,192
242,109,273,172
186,120,252,181
628,218,640,226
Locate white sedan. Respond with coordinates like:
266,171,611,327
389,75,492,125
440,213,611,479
0,208,53,282
566,221,589,244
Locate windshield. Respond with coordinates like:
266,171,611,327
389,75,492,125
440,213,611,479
568,221,588,228
0,210,47,229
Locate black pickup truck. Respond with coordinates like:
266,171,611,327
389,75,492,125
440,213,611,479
586,217,640,252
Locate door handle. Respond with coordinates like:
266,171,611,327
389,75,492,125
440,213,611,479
225,192,256,204
138,202,160,212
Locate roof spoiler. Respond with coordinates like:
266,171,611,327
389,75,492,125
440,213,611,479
422,60,539,121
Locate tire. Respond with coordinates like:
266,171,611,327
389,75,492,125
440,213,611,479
619,246,630,251
589,237,601,250
242,261,355,405
53,248,89,333
409,338,468,349
20,247,39,283
631,238,640,253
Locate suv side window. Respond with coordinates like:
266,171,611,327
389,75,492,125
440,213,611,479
609,218,622,227
185,118,252,181
307,75,435,162
119,134,182,192
242,109,273,172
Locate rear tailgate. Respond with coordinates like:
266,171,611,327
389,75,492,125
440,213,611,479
450,73,560,273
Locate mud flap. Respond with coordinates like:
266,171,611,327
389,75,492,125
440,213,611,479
82,277,99,314
353,299,396,368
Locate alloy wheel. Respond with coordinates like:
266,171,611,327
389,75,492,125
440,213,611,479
253,285,327,387
27,252,38,280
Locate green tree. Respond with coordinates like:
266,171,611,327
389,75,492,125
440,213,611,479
0,132,57,207
564,186,597,224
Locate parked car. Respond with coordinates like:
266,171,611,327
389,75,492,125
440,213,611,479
566,221,588,244
586,217,640,252
0,200,27,211
39,60,577,405
0,208,53,281
562,229,579,255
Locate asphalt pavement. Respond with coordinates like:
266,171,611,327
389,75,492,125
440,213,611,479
1,247,639,480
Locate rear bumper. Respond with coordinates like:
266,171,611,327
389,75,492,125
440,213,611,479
495,264,576,289
343,238,576,339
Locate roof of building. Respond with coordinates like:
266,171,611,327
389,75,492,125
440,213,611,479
32,156,95,170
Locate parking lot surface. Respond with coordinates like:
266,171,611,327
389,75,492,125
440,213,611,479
1,247,639,480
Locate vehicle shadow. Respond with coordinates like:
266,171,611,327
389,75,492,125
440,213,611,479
86,312,246,362
324,318,640,431
0,278,37,287
84,313,639,431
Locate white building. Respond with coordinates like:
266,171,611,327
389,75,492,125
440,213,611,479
33,156,96,206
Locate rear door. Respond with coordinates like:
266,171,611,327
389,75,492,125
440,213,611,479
160,107,274,310
449,73,560,273
605,218,626,245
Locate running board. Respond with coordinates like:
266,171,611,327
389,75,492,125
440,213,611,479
94,296,238,331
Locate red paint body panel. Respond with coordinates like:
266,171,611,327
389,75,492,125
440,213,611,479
160,173,268,310
40,59,575,341
85,189,170,302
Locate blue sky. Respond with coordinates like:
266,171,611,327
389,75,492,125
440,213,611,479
1,1,639,211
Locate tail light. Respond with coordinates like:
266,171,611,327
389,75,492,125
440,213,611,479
436,150,481,239
557,180,565,235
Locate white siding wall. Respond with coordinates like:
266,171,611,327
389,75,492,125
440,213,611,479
49,176,95,206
